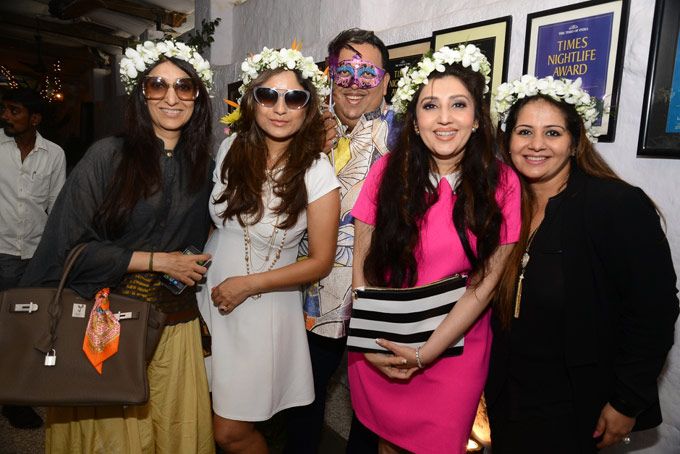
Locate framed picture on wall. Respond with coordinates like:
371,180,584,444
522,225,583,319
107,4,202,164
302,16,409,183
638,0,680,158
524,0,629,142
432,16,512,106
386,37,431,103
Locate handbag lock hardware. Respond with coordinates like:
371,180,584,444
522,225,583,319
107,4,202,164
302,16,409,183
114,311,139,320
12,303,39,313
44,349,56,367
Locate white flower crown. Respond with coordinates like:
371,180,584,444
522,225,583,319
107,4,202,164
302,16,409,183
119,40,213,94
391,44,491,114
493,75,601,142
238,47,330,103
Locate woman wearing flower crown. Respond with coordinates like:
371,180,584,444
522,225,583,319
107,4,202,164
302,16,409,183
487,75,678,453
20,41,216,452
349,44,521,453
196,47,340,452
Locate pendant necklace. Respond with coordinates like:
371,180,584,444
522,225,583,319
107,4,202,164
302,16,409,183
514,226,540,318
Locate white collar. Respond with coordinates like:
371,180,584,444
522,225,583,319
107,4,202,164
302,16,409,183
429,171,461,190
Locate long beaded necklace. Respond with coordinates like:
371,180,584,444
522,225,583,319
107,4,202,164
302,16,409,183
241,168,288,299
513,226,540,318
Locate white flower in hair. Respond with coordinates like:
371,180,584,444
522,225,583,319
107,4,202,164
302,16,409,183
493,75,603,142
119,40,213,94
391,44,491,114
235,44,330,105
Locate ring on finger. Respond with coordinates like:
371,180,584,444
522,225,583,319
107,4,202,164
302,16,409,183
622,436,631,445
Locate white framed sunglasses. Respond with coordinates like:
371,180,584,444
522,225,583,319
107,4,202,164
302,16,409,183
253,87,311,109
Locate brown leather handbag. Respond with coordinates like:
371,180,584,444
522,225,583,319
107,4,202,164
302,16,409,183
0,244,166,406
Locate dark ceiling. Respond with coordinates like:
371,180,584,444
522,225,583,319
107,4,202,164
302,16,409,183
0,0,196,86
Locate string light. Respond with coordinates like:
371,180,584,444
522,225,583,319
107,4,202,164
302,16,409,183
39,60,64,102
0,65,19,89
51,60,64,101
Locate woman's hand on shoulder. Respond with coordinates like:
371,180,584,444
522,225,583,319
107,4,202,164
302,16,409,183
593,403,636,449
155,251,211,286
211,275,257,315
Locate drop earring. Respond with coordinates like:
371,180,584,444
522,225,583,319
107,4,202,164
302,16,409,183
413,121,420,135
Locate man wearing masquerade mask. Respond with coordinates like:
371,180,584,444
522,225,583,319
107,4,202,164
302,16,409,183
289,28,396,453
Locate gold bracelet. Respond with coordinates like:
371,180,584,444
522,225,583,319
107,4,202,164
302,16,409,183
148,252,154,272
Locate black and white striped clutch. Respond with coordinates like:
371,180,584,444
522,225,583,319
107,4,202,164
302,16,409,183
347,275,467,357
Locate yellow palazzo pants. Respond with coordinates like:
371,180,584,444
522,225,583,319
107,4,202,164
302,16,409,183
45,319,215,454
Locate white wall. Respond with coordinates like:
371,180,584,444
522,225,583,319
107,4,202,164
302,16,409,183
209,0,680,451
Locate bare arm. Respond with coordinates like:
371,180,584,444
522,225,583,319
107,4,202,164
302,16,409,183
127,251,212,287
418,243,512,362
378,243,514,369
211,188,340,312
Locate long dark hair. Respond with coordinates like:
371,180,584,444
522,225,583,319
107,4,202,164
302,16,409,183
95,57,212,235
494,94,622,328
364,64,502,287
214,68,324,229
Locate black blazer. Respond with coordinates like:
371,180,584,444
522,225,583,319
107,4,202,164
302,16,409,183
486,165,679,431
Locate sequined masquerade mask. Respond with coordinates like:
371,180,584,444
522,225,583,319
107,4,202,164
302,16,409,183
331,54,386,89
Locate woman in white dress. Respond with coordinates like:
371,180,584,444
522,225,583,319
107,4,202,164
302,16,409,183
197,48,340,453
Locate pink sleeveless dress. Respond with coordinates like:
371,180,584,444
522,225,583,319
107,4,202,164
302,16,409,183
349,156,521,453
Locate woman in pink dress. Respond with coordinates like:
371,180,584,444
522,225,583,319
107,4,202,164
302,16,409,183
349,45,521,453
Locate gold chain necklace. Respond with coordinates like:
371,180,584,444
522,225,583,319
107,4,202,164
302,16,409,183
240,169,288,299
242,166,289,299
514,226,540,318
242,221,287,299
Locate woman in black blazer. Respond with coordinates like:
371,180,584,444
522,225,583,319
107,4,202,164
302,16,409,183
486,76,678,453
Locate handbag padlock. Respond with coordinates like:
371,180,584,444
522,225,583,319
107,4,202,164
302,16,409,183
44,349,57,367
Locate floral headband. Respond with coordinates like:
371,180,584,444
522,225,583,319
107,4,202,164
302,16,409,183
238,46,330,104
391,44,491,114
220,45,330,132
493,75,601,142
119,40,213,94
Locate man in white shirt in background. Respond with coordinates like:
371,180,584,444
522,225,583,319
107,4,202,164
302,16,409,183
0,88,66,429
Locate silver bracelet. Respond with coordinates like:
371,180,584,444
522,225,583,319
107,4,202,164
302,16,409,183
415,346,424,369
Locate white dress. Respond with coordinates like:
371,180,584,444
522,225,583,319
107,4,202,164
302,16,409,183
198,137,340,421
